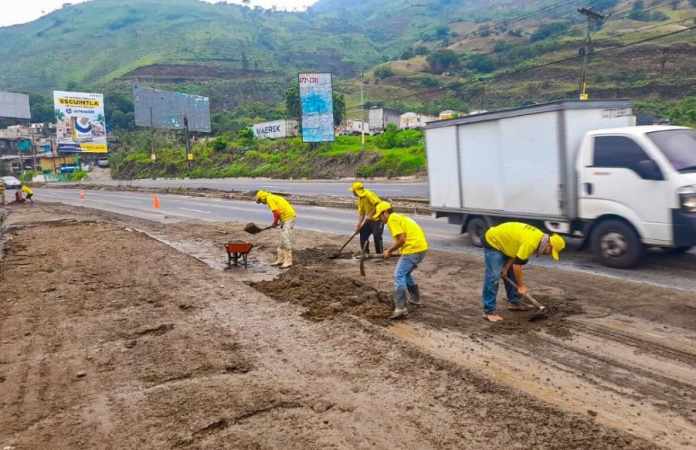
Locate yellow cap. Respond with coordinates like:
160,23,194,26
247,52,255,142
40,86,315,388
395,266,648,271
550,234,566,261
372,201,392,220
350,181,364,193
255,190,269,203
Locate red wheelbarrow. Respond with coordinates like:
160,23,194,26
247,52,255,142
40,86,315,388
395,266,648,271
224,241,253,269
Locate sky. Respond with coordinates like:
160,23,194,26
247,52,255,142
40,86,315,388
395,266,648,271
0,0,319,27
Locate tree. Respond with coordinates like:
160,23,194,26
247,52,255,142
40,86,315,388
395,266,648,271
426,49,459,74
466,54,496,73
374,65,394,80
28,94,54,123
435,26,450,41
285,83,301,119
529,22,570,42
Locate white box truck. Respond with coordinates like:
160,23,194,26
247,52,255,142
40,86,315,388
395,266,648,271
425,100,696,268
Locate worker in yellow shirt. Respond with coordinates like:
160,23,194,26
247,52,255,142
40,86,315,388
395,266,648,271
21,184,34,204
482,222,566,322
256,191,296,268
350,181,384,254
374,201,428,319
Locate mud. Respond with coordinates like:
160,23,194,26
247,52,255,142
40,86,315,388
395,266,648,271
5,203,695,449
250,265,392,324
293,245,355,264
485,295,585,339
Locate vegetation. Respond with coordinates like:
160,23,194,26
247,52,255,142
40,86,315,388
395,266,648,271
110,127,425,180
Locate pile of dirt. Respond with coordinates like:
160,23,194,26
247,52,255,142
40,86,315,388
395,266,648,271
486,295,584,338
293,245,355,264
249,266,392,324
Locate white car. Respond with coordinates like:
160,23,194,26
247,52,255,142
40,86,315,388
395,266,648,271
1,176,21,190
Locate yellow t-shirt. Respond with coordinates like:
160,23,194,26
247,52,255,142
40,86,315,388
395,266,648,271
485,222,544,264
356,189,382,217
266,194,296,222
387,213,428,255
21,185,33,195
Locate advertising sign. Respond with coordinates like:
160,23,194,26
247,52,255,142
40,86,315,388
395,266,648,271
0,91,31,120
53,91,108,153
133,86,211,133
299,73,334,143
252,120,299,140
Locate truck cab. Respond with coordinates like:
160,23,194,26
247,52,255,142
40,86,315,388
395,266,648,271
578,126,696,267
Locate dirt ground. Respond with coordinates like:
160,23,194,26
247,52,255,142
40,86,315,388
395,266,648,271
1,203,695,449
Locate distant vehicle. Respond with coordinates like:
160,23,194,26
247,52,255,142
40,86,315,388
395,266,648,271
1,176,21,190
425,100,696,268
96,158,109,168
59,164,80,174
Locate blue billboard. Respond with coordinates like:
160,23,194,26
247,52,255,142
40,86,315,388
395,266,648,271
299,73,335,143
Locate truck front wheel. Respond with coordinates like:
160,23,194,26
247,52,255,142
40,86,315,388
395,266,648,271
466,217,489,248
590,220,645,269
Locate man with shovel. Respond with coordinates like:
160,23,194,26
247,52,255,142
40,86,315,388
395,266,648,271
374,201,428,320
255,190,296,268
351,182,384,255
481,222,566,322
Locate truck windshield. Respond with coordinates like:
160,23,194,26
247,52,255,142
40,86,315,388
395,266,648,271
648,129,696,172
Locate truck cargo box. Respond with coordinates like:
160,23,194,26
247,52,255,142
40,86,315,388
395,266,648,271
425,100,635,221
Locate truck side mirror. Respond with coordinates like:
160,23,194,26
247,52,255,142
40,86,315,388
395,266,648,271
637,159,663,181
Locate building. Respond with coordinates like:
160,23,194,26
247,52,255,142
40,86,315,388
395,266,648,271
368,107,401,133
439,110,461,120
343,119,371,135
399,112,438,129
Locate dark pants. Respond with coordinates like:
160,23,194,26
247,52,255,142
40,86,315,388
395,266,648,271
360,220,384,254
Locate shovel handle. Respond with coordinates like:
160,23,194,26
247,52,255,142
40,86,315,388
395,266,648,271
501,274,546,310
337,230,359,254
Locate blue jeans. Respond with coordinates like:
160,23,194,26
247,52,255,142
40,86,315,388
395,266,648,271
482,247,521,314
394,252,426,291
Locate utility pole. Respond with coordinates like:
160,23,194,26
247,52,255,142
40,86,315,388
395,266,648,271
184,115,192,171
578,7,605,101
360,72,366,152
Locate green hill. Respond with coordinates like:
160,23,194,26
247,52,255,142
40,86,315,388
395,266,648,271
1,0,695,119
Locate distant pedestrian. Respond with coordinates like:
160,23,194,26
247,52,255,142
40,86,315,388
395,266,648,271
350,181,384,254
481,222,566,322
374,201,428,319
255,190,296,268
21,184,34,204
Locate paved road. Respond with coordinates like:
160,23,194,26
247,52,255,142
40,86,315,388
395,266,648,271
59,178,430,199
35,188,696,291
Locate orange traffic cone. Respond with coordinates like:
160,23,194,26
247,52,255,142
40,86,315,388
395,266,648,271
80,190,85,201
152,194,161,209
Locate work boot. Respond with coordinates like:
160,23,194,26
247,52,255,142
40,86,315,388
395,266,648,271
390,288,408,320
407,285,421,306
281,249,293,269
270,248,283,266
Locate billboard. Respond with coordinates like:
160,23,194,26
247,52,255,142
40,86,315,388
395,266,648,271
299,73,334,142
252,120,298,140
0,91,31,120
133,86,211,133
54,91,108,153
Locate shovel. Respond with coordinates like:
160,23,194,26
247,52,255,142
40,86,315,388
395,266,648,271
501,274,549,321
244,223,275,235
330,230,359,259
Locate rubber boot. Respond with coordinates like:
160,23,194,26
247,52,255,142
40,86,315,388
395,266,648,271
390,288,408,320
281,249,293,269
407,285,421,306
270,248,283,266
